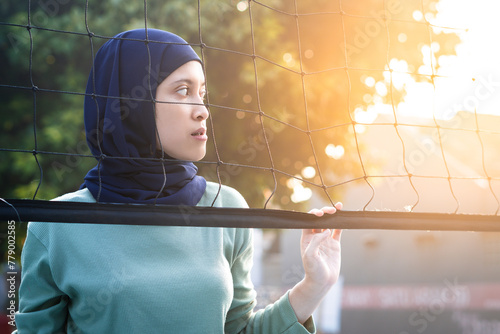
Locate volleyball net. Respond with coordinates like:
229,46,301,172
1,0,500,231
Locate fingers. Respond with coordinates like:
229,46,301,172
332,229,342,241
306,202,342,233
307,208,327,233
320,206,337,215
302,228,342,241
304,229,331,253
308,202,343,216
303,227,323,235
308,208,325,217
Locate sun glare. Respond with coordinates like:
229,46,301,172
364,0,500,120
236,1,248,12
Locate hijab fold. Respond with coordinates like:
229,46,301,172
82,29,206,205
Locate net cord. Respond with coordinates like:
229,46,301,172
1,199,500,231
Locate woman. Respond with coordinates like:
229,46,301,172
14,29,342,333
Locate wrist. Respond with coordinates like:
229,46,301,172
289,278,333,324
304,272,337,296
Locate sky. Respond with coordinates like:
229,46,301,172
366,0,500,121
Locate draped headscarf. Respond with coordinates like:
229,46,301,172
82,29,206,205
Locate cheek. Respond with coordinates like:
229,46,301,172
155,110,170,144
156,115,184,149
157,121,174,143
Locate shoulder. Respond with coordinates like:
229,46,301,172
197,181,249,209
27,188,96,238
51,188,96,203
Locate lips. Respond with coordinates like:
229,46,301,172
191,127,208,142
191,128,206,136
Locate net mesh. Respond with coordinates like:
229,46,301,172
1,0,500,229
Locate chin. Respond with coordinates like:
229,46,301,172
192,151,206,162
178,151,206,162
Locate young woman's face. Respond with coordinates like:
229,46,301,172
155,60,209,161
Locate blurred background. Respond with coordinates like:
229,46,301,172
1,0,500,332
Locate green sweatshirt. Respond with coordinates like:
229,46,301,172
14,182,315,333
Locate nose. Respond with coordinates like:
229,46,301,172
193,99,209,121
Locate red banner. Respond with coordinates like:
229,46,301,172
341,282,500,310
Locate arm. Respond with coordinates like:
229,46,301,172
221,185,341,333
14,228,69,334
289,203,343,324
224,229,316,334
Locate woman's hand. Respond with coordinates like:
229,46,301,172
302,203,343,288
289,202,343,324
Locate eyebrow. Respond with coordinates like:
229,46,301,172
170,78,206,87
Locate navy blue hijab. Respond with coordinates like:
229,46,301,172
82,29,206,205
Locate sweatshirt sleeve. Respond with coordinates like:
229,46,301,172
224,229,316,334
14,227,69,334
